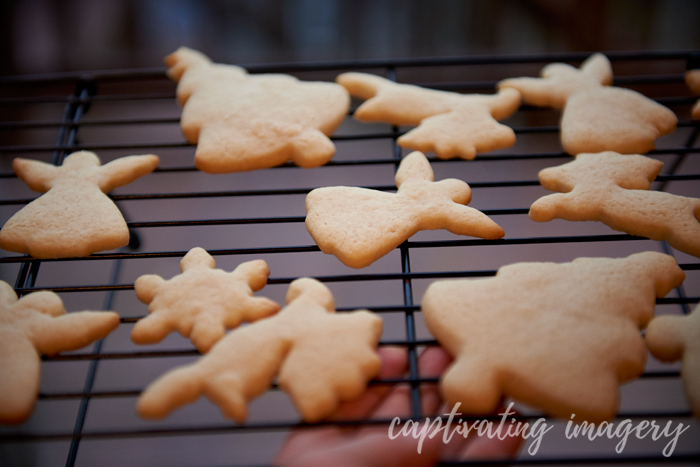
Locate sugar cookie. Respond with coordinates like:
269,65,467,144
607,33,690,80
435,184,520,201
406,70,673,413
0,151,159,259
166,47,350,172
132,247,280,353
305,151,505,268
498,53,677,155
337,72,520,160
646,303,700,419
137,278,382,423
0,281,119,424
421,252,685,423
529,151,700,258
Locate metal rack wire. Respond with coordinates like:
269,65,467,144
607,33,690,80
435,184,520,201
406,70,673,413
0,50,699,466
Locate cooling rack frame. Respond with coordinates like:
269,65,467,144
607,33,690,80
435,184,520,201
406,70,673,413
1,50,700,466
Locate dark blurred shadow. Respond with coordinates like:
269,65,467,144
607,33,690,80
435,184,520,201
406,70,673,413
2,0,700,76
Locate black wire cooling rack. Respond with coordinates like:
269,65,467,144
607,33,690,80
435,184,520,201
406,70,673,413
0,51,699,466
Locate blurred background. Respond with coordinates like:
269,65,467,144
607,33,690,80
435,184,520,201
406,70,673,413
1,0,700,76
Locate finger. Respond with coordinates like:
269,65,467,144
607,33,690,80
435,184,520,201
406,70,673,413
432,401,468,460
442,402,524,460
277,347,454,467
440,399,512,460
417,346,452,416
334,347,452,466
371,345,452,420
331,346,408,420
310,428,444,467
334,398,521,467
275,346,408,463
458,427,525,462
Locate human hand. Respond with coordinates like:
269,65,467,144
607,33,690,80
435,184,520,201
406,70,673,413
274,346,524,467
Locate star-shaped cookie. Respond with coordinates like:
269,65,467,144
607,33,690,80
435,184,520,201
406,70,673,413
131,247,280,353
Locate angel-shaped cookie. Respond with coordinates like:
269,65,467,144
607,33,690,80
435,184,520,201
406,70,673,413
137,278,382,423
305,151,504,268
686,69,700,120
646,303,700,419
337,72,520,160
0,281,119,424
529,151,700,258
131,247,280,353
0,151,159,259
498,53,677,155
166,47,350,172
422,252,685,423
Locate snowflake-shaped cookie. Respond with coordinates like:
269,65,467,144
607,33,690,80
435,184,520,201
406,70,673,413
131,247,280,353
